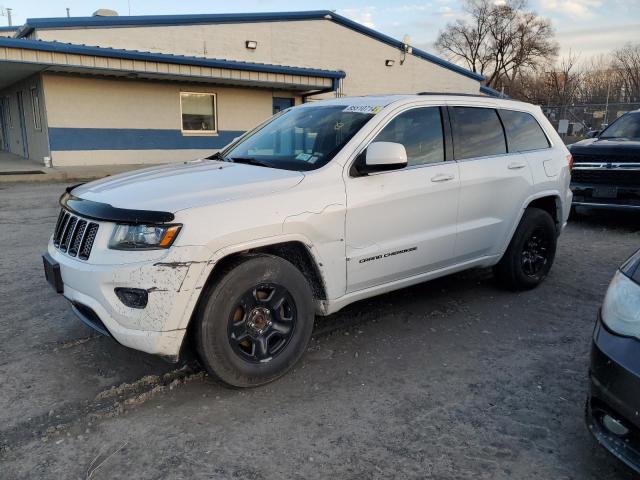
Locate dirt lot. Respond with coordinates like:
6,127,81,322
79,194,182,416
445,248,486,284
1,181,639,479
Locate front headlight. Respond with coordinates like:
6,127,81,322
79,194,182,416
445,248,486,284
108,224,181,250
601,270,640,337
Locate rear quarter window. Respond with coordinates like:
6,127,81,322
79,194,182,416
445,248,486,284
499,109,550,152
452,107,506,160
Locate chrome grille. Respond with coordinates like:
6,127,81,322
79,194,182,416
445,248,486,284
52,209,99,260
571,168,640,186
573,153,639,164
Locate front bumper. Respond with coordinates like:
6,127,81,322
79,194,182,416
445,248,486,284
572,182,640,210
586,314,640,473
47,240,212,359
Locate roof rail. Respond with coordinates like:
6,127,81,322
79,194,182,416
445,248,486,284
418,92,498,99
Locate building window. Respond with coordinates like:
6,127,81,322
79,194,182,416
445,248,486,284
180,92,216,134
30,88,42,131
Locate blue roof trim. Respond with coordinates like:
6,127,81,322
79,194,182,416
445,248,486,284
0,37,346,79
480,85,508,98
0,26,18,32
19,10,484,82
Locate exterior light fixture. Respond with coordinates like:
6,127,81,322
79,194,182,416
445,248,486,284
245,40,258,50
385,59,395,67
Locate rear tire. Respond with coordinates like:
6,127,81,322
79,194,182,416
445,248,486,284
494,208,557,290
195,254,314,388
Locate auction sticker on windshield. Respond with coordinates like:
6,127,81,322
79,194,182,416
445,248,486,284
342,105,382,114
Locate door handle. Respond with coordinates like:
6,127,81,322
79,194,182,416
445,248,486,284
431,173,455,183
507,161,527,170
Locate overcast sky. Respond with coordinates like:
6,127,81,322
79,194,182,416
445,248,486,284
4,0,639,62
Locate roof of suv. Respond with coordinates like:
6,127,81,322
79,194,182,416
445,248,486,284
304,94,532,111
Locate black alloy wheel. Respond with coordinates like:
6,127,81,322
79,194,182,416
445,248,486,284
195,254,314,388
521,227,552,278
228,283,297,363
494,207,557,290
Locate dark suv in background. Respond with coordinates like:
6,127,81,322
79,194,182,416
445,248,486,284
570,110,640,211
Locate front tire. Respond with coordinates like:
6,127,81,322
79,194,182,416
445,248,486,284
494,208,557,290
195,255,314,388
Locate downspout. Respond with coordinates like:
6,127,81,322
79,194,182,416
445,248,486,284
302,75,344,103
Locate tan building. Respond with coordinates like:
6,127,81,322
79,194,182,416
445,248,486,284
0,10,486,167
0,26,18,37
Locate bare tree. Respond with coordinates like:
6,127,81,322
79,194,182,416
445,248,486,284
434,0,492,75
548,53,582,115
435,0,558,88
613,43,640,102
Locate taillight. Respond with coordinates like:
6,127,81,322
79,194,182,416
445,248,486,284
567,154,574,170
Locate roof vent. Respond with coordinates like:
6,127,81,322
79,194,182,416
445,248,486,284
92,9,118,17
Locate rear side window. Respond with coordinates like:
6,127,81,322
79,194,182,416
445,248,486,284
453,107,506,160
499,110,550,152
373,107,445,166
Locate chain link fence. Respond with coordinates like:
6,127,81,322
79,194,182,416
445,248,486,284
541,102,640,143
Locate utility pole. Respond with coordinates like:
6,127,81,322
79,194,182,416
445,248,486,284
0,7,12,26
603,74,611,129
66,7,70,18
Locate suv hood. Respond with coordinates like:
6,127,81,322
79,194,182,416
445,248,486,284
72,160,305,213
570,138,640,157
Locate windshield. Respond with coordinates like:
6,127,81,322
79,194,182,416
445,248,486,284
599,112,640,140
218,105,377,171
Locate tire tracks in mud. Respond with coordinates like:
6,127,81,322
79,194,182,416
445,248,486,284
1,278,469,453
0,311,381,452
0,363,205,452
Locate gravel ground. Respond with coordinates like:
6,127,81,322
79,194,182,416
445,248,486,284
1,181,639,479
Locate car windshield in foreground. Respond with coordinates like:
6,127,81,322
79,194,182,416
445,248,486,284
599,113,640,140
217,105,379,171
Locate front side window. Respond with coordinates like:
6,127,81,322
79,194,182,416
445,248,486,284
599,112,640,140
373,107,445,166
220,105,377,171
181,92,216,133
499,109,549,152
453,107,506,160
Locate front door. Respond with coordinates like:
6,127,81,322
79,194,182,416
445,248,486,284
16,91,29,158
345,106,460,292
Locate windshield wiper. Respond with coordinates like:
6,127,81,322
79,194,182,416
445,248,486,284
207,151,226,160
228,157,273,168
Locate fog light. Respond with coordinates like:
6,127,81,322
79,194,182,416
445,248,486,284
602,414,630,436
115,287,148,309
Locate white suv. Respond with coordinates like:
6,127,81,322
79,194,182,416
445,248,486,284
43,94,572,387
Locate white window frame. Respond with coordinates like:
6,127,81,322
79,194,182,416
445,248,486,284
180,92,217,135
30,87,42,132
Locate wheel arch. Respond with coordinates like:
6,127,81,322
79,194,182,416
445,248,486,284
525,193,562,235
181,236,328,342
497,191,563,259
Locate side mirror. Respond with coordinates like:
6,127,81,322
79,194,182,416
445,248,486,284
586,130,600,138
355,142,407,175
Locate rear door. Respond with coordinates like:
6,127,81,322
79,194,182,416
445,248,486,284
498,108,557,187
344,105,460,292
450,105,534,261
